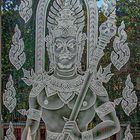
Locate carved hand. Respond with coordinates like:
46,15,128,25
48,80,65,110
62,120,82,140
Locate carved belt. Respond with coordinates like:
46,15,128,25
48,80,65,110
46,131,73,140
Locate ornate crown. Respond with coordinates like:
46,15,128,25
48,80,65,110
53,7,78,38
47,0,85,38
46,0,85,71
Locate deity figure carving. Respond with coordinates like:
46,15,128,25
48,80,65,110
18,0,137,139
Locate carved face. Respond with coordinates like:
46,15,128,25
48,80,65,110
54,36,78,69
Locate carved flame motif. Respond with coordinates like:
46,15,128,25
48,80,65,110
19,0,32,23
4,122,16,140
123,125,133,140
22,68,36,86
9,25,26,70
111,21,130,70
97,63,114,83
121,75,137,116
22,69,46,97
3,75,17,113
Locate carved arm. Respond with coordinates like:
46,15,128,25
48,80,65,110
82,95,120,140
21,97,42,140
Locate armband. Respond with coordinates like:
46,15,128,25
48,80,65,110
82,130,93,140
27,108,42,121
95,102,115,119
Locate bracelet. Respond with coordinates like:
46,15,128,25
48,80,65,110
46,131,63,140
82,130,93,140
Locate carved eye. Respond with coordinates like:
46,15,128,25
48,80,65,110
68,42,76,52
67,39,77,51
56,42,63,48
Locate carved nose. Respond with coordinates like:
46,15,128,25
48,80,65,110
62,45,69,53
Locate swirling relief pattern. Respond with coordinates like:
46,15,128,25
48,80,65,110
111,21,130,70
97,63,114,83
123,125,133,140
19,0,33,23
121,75,137,116
102,0,116,17
3,75,17,113
4,122,16,140
9,25,26,70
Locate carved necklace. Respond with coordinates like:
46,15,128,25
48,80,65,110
45,73,88,104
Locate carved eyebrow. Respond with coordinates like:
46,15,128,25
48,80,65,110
55,38,63,43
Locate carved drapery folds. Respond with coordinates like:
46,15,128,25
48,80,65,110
9,25,26,70
3,75,17,113
19,0,33,23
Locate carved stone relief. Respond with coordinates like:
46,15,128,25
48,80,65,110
123,125,133,140
9,25,26,70
4,122,16,140
121,75,137,116
3,75,17,113
5,0,138,139
111,21,130,70
19,0,33,23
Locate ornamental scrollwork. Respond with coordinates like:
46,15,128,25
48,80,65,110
3,75,17,113
102,0,116,17
97,63,114,83
22,68,37,86
121,75,137,116
123,125,133,140
111,21,130,70
9,25,26,70
19,0,33,23
4,122,16,140
112,75,137,116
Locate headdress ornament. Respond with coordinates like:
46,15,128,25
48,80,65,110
47,0,85,38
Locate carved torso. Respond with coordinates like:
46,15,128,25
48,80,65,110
37,87,96,132
37,87,96,111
